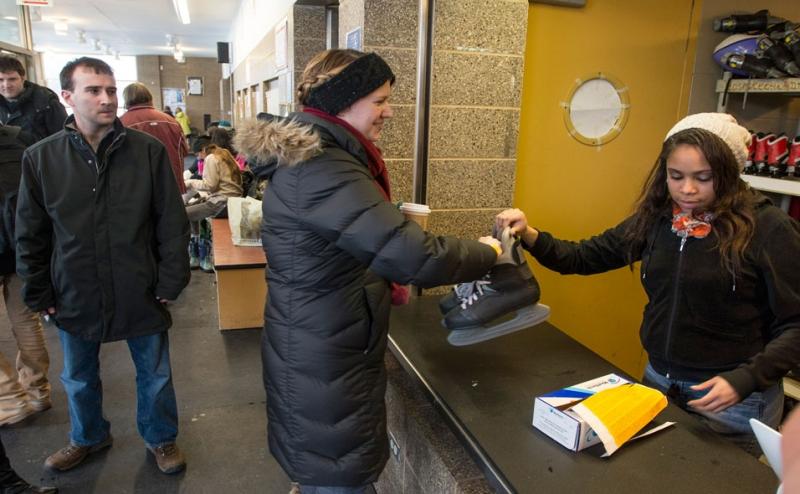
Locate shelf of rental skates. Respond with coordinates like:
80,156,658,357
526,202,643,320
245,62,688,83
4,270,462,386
715,72,800,207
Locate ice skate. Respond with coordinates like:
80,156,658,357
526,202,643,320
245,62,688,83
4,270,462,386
440,226,550,346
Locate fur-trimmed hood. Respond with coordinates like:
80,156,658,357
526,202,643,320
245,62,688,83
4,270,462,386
233,113,322,169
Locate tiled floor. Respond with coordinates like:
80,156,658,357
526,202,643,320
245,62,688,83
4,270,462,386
0,272,294,493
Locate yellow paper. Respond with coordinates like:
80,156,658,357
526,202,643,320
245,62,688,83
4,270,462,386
571,383,667,455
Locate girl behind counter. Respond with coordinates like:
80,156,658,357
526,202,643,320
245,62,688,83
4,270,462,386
497,113,800,456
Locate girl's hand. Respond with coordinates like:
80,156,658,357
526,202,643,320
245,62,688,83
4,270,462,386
496,208,528,235
687,376,741,414
496,209,538,246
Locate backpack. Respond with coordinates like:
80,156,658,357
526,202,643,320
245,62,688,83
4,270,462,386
0,125,30,255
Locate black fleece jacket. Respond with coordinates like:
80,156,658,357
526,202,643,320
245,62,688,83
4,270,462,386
527,193,800,400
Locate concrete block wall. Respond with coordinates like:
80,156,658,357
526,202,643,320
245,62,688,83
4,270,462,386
338,0,419,205
424,0,528,257
376,352,493,494
135,55,224,133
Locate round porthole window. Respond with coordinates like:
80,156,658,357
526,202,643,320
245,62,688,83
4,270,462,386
563,73,629,146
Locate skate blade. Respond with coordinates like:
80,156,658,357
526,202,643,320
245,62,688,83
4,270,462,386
446,303,550,347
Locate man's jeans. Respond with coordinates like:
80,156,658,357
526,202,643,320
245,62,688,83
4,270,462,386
643,363,782,456
59,330,178,448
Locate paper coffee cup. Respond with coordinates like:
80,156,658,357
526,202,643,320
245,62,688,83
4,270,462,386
399,202,431,230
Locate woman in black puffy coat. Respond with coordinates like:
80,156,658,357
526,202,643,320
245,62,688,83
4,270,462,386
235,49,499,492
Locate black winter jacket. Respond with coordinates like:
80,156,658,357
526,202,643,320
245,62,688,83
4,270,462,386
236,112,496,486
15,117,190,342
528,193,800,399
0,81,67,142
0,125,34,275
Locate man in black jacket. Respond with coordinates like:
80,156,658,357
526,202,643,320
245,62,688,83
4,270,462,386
15,57,190,475
0,56,67,141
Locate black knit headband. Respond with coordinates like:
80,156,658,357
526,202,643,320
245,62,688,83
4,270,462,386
305,53,396,115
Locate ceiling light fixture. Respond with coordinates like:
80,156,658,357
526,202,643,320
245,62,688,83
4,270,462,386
77,29,86,43
92,38,101,51
172,0,190,25
2,16,17,21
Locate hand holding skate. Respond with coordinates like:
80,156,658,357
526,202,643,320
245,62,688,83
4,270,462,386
478,236,501,257
496,208,538,247
438,224,550,346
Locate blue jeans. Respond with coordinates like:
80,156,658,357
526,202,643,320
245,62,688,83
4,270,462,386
59,330,178,448
643,363,782,456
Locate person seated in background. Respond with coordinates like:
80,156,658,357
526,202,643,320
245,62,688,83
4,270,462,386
120,82,188,193
163,106,174,117
184,143,243,271
496,113,800,458
187,135,210,179
209,127,247,170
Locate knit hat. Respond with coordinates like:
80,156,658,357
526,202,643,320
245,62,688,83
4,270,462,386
305,53,395,116
664,112,751,172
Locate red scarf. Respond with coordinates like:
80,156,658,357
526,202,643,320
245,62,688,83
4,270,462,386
302,107,392,201
671,204,714,239
302,107,409,305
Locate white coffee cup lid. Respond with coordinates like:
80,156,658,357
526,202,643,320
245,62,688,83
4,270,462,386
400,203,431,214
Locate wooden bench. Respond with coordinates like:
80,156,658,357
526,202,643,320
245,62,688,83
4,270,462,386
210,218,267,330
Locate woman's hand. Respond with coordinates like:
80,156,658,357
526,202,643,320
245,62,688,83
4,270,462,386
479,236,502,257
496,208,538,246
687,376,741,414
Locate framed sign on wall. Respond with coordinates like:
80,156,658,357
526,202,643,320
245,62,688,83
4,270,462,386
187,76,203,96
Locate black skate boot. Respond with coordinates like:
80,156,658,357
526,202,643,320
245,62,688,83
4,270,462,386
441,227,549,346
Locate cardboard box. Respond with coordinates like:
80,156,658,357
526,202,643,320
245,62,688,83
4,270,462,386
532,373,629,451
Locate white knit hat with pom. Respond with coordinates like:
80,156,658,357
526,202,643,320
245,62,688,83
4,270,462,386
664,112,751,172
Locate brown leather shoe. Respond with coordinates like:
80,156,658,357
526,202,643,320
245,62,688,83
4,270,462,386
44,436,113,471
147,443,185,474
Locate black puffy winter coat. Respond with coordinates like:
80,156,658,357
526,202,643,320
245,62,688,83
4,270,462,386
236,112,496,486
15,117,190,342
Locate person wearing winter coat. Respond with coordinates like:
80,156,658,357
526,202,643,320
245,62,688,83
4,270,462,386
0,57,68,429
497,113,800,457
120,83,189,193
0,56,67,142
174,107,190,136
184,143,243,271
235,49,500,492
15,57,190,475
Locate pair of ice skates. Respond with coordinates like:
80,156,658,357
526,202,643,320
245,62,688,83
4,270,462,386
439,227,550,346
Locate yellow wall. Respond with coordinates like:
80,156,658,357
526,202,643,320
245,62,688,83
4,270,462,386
516,0,702,377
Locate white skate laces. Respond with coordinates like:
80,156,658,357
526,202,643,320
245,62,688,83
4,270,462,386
455,278,492,309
